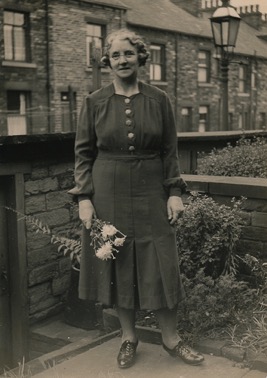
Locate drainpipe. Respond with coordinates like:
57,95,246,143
174,33,178,125
45,0,51,133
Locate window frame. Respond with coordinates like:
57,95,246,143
149,44,166,82
181,107,193,132
6,90,30,135
197,50,211,83
238,65,249,93
198,105,209,132
3,9,30,62
86,23,105,67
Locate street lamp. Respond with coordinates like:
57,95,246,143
210,0,241,131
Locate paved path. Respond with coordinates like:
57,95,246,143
33,336,266,378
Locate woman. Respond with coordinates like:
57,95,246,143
69,28,204,369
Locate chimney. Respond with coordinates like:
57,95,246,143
171,0,202,17
237,4,262,30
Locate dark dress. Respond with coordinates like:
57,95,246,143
69,81,186,310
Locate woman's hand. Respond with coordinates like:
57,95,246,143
167,196,184,225
79,199,96,229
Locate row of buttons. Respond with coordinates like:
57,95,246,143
124,97,135,152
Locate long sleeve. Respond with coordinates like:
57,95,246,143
161,93,187,196
68,96,97,200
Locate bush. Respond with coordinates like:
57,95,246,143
176,194,244,279
175,193,267,342
177,270,257,337
197,136,267,178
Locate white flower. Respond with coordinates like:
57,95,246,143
102,224,118,240
95,242,114,260
114,237,126,247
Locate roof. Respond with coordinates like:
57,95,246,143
119,0,267,59
79,0,128,10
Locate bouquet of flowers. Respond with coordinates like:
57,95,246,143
90,218,126,260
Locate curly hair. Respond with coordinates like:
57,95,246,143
101,29,150,68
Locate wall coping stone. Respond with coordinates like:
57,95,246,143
183,174,267,200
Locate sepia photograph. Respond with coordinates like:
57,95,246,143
0,0,267,377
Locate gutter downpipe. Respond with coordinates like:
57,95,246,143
45,0,51,133
175,33,178,125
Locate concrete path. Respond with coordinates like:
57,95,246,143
33,336,266,378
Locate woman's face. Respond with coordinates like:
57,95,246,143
109,38,139,80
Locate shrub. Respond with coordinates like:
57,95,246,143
175,193,267,342
176,194,244,279
177,270,257,337
197,136,267,178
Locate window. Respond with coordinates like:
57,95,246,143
259,113,266,129
238,111,249,130
239,65,249,93
198,51,211,83
198,106,209,132
4,10,29,61
86,24,104,67
150,44,165,81
7,91,29,135
251,64,257,89
61,91,77,132
181,107,193,132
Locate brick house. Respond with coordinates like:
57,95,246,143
1,0,267,135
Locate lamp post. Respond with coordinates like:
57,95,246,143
210,0,241,131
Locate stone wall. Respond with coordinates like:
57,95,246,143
184,175,267,260
24,157,76,324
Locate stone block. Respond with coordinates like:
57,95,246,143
28,245,58,269
252,212,267,228
31,167,49,180
49,163,74,176
28,262,59,286
221,345,245,362
52,273,71,296
29,296,60,316
25,194,46,214
196,339,226,357
29,303,65,324
37,208,70,227
241,226,267,242
28,282,51,306
46,191,71,210
242,199,267,212
25,177,59,195
59,173,75,190
59,257,72,274
27,230,51,250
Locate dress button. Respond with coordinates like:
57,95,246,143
125,98,130,104
126,119,132,126
125,109,131,115
129,146,135,151
128,132,134,139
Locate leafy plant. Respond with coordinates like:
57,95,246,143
177,270,258,339
176,194,245,279
197,136,267,178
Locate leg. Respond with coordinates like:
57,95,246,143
116,307,138,369
155,307,204,365
155,306,181,349
116,307,138,343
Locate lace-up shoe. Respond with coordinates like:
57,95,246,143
163,341,204,365
117,340,138,369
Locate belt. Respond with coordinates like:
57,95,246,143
97,149,161,160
